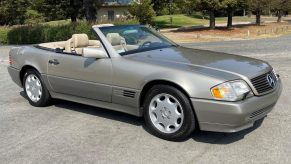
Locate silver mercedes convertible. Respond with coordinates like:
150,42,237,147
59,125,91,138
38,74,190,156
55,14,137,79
8,25,282,141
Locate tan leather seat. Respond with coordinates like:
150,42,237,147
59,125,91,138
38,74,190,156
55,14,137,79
88,40,101,48
106,33,127,53
64,39,72,53
106,33,140,52
63,34,89,55
39,34,102,54
71,34,89,55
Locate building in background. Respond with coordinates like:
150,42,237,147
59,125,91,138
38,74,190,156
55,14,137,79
98,0,134,22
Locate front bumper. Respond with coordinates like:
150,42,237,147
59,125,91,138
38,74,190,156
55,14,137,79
191,80,282,133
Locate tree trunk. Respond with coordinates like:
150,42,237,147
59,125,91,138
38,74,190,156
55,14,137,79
71,16,77,22
277,10,283,23
209,9,215,29
256,9,261,26
69,0,79,22
227,7,233,28
84,0,97,22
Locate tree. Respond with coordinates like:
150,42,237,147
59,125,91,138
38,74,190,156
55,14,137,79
129,0,156,24
38,0,68,21
152,0,167,16
176,0,196,15
151,0,183,15
67,0,83,22
271,0,291,22
82,0,106,22
37,0,83,22
244,0,269,25
195,0,223,29
25,9,45,24
0,0,28,25
222,0,239,28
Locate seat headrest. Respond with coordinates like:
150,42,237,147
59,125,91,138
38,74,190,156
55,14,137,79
106,33,125,46
72,34,89,48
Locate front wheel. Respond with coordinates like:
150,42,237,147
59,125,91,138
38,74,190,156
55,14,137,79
23,69,51,107
144,85,196,141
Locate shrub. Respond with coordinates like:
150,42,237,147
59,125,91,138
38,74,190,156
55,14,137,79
0,27,9,44
6,20,139,44
25,9,45,25
7,22,98,44
129,0,156,25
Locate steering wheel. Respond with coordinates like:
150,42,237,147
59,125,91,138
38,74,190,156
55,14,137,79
141,41,152,48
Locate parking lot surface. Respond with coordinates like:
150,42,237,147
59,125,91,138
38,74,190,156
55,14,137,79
0,35,291,164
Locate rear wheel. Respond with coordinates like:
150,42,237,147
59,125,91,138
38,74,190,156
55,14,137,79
144,85,196,141
23,69,51,107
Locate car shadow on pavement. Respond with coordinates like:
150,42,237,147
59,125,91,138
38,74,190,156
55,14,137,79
20,91,143,127
20,91,265,144
191,118,264,145
53,99,144,127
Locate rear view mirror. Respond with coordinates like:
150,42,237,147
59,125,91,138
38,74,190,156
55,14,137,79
83,48,108,59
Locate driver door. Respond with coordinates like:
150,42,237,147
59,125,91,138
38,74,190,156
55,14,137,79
47,52,112,102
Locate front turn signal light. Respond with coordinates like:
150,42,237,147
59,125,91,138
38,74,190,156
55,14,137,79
211,80,250,101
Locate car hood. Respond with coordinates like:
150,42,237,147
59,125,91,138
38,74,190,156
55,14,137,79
127,46,272,80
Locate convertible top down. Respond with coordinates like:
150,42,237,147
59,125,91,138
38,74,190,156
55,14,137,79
8,25,282,141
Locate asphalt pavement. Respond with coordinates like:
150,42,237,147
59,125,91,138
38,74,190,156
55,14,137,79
0,35,291,164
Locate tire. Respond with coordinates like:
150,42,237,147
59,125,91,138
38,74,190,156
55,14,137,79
23,69,51,107
144,85,196,141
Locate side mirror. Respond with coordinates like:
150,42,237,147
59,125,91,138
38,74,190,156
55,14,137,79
83,47,108,59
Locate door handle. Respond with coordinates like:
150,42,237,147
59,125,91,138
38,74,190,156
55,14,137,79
48,59,60,65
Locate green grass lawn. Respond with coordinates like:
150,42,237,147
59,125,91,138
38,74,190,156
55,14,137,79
43,19,71,26
216,16,256,23
154,14,208,28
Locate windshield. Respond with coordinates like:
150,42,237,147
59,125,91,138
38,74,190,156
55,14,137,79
99,25,176,56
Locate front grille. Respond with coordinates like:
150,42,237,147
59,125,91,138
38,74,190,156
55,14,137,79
251,71,277,94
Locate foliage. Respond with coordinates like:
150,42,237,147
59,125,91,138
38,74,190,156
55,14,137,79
195,0,224,10
270,0,291,22
83,0,105,22
176,0,197,15
129,0,156,24
221,0,240,28
0,0,28,25
194,0,224,29
36,0,78,22
0,27,9,44
0,0,106,25
244,0,270,25
222,0,239,7
25,9,45,24
151,0,184,15
4,20,138,44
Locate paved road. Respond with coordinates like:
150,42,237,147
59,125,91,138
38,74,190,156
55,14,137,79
0,35,291,164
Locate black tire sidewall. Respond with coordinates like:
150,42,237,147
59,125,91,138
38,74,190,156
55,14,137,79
144,85,196,141
23,69,51,107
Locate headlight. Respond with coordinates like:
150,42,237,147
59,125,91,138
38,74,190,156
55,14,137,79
211,80,250,101
272,69,279,81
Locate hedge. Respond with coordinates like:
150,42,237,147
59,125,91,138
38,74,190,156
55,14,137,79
0,20,139,45
7,22,100,44
0,27,9,44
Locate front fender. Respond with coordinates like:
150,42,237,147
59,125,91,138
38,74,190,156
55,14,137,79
140,70,224,99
